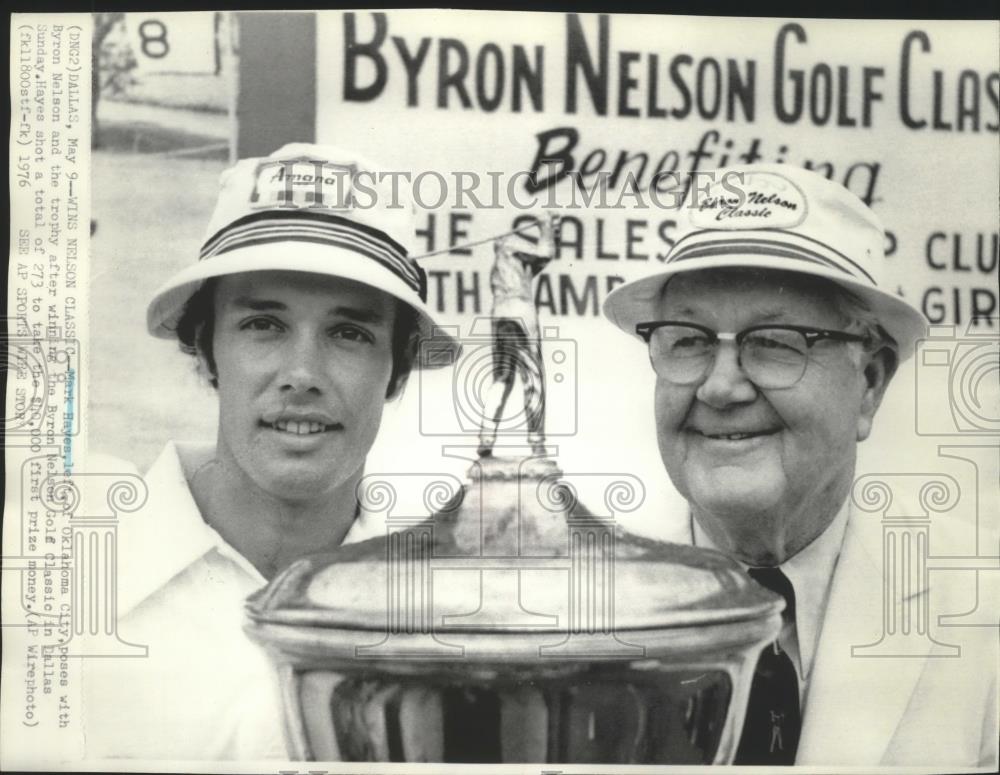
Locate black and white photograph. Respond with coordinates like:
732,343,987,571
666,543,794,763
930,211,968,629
4,8,999,773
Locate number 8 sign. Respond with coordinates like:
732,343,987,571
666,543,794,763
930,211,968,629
138,19,170,59
125,12,222,75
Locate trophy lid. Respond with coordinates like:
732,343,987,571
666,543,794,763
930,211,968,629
246,456,782,635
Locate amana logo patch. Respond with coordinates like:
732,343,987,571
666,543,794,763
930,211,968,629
248,157,358,211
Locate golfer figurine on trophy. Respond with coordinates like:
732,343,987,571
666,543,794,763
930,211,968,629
478,214,560,458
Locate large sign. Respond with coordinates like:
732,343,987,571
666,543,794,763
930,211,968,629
317,12,998,328
312,12,998,533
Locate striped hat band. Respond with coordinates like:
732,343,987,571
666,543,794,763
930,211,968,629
667,230,877,287
199,210,428,303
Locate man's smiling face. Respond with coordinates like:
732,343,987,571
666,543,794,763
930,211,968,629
652,268,887,561
208,270,396,502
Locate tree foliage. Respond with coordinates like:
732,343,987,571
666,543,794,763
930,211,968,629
91,13,138,148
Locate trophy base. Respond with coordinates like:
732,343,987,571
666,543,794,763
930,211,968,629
469,453,561,482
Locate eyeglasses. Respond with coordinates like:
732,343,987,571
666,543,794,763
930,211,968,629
635,321,870,389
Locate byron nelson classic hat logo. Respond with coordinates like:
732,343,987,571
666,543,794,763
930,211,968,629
689,170,808,231
601,163,929,360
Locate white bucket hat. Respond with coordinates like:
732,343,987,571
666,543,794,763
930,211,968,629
146,143,461,367
602,163,927,360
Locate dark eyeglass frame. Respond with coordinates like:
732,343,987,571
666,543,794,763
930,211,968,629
634,320,871,388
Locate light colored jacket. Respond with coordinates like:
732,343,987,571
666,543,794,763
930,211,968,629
796,511,998,767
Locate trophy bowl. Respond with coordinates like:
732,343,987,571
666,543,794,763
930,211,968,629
245,456,782,764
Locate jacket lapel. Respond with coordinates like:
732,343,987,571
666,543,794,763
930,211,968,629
796,513,933,764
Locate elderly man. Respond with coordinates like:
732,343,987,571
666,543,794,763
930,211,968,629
84,144,459,760
603,165,998,767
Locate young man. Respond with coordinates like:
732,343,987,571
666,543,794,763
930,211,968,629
602,165,998,767
84,144,459,760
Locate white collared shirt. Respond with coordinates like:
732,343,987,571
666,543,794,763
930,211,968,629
83,442,377,761
692,500,850,703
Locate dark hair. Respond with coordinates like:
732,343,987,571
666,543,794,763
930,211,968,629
174,276,418,397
